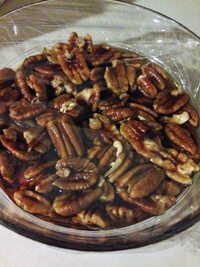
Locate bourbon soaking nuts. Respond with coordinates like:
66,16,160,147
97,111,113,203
0,32,199,230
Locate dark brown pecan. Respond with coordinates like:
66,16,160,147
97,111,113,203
13,190,54,217
153,88,190,114
137,75,158,98
36,110,58,127
46,114,84,158
120,120,161,159
52,187,102,217
83,113,121,146
164,123,198,155
0,134,41,161
90,66,105,83
88,43,115,66
0,68,16,89
72,207,109,228
0,86,20,108
98,176,115,202
98,93,129,111
9,101,47,120
102,107,134,122
0,151,17,183
26,74,48,102
141,65,165,90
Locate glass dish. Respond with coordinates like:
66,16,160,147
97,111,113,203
0,0,199,251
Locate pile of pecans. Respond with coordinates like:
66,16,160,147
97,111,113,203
0,32,199,229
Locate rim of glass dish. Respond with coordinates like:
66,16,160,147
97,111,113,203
0,0,200,251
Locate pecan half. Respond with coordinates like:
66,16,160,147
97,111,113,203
88,43,115,66
98,93,129,111
52,187,102,217
0,68,16,89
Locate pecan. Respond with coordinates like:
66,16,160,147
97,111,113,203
120,120,161,159
162,180,181,196
181,103,199,127
102,108,134,123
104,140,134,183
35,173,58,194
52,187,102,217
0,134,41,161
148,63,169,82
160,111,190,125
0,151,17,183
36,110,58,127
72,207,109,228
26,74,48,102
68,32,93,53
13,190,53,216
46,114,84,158
98,93,129,111
83,113,121,146
51,73,77,96
90,66,105,83
98,176,115,202
106,204,143,223
54,157,99,191
59,98,84,118
153,88,190,114
0,68,16,89
23,53,47,70
116,164,165,198
75,83,100,112
15,67,32,101
164,123,198,155
141,65,165,90
34,65,57,79
88,43,115,66
57,47,90,84
0,86,20,108
23,126,52,153
137,75,158,98
9,101,47,120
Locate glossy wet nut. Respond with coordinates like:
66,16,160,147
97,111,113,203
0,68,16,89
0,151,17,183
72,207,110,228
0,86,20,106
35,173,58,194
98,93,130,111
160,111,190,125
26,74,47,102
9,101,47,120
14,190,53,216
52,187,102,217
164,123,198,155
141,65,165,90
51,73,77,96
102,107,134,122
137,75,158,98
181,103,199,127
106,204,142,222
153,89,190,114
88,43,115,66
98,176,115,202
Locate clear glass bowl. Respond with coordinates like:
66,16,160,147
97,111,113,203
0,0,199,251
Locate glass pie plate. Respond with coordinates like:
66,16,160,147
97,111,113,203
0,0,200,251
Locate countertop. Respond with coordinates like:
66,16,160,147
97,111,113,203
0,1,200,266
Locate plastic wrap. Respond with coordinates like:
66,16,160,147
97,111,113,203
0,0,199,252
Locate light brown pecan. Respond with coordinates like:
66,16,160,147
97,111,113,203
13,190,54,217
68,32,93,53
51,73,77,96
89,66,105,83
120,120,161,159
9,101,47,120
72,207,109,228
52,187,102,217
153,88,190,114
54,157,99,191
98,93,129,111
23,126,52,153
0,68,16,89
181,103,199,127
116,164,165,198
104,140,134,183
105,204,143,223
88,43,115,66
104,60,130,95
46,114,84,158
35,173,58,194
164,123,198,155
36,110,58,127
160,111,190,125
162,180,182,196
